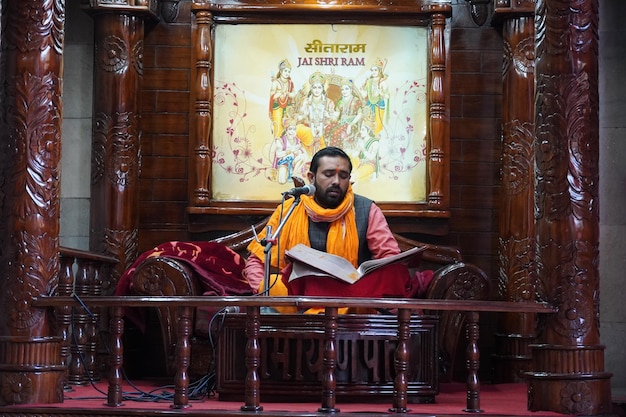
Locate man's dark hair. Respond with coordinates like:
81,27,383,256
309,146,353,173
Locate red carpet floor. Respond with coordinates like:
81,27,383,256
2,381,567,417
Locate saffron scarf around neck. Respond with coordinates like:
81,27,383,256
247,185,360,269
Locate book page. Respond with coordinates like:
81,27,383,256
356,246,426,276
285,244,426,284
289,262,347,281
285,244,360,283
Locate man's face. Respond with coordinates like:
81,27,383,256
307,156,351,209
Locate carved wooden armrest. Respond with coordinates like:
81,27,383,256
131,256,201,297
393,233,463,270
209,218,268,255
425,262,490,301
130,256,202,375
424,262,491,382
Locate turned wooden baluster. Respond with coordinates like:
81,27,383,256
57,254,75,388
427,12,450,210
319,306,339,413
390,308,411,413
241,305,263,411
85,260,101,382
106,306,124,407
189,7,214,206
69,259,91,385
173,306,192,409
464,311,482,413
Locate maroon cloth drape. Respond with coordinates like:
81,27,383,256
116,241,252,333
116,241,252,297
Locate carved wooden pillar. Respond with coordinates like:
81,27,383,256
189,4,214,206
427,13,451,212
0,0,65,404
493,1,538,383
84,1,157,289
527,0,612,414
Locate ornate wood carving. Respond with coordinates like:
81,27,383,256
88,13,144,287
79,0,159,18
527,0,611,414
103,227,138,291
0,0,64,336
0,336,65,405
0,0,65,404
0,0,613,413
494,13,538,383
217,314,439,403
495,0,535,10
465,0,492,26
160,0,182,23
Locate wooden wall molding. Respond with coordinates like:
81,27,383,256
79,0,159,19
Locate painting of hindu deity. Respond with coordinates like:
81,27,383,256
211,24,429,203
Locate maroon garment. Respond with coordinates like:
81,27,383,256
116,241,252,333
283,263,414,298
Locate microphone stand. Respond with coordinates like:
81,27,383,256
261,194,303,296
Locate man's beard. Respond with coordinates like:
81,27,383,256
314,184,346,209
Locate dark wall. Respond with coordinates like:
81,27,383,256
139,1,194,247
137,1,503,282
448,6,503,282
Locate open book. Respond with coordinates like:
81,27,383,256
284,244,426,285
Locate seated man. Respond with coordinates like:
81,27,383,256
244,146,415,310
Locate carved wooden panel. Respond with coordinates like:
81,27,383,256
217,313,439,403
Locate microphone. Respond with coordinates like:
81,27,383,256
282,184,316,198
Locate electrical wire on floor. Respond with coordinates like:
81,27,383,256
66,292,228,403
200,288,281,398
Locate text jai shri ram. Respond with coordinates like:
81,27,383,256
297,39,367,68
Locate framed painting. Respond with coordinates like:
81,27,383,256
188,1,451,219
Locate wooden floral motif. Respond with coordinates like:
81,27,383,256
527,0,610,413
